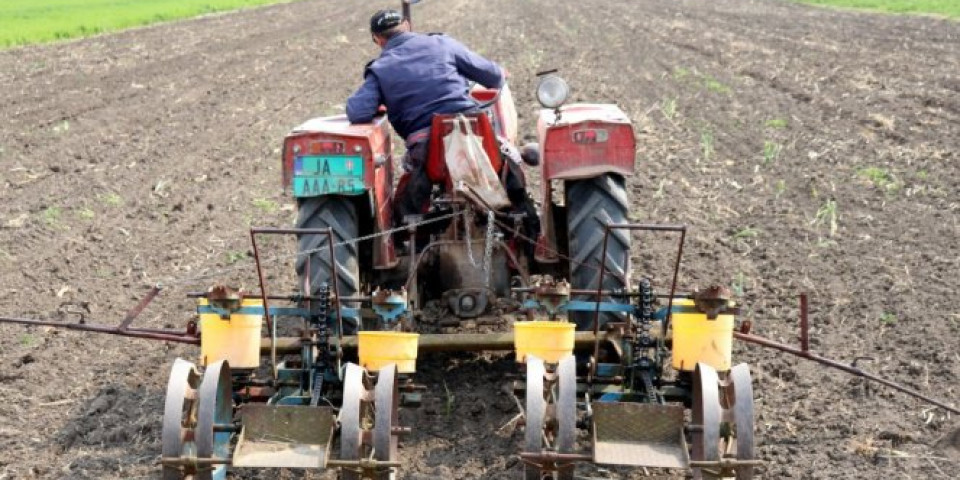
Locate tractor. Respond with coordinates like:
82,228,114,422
29,3,766,479
266,11,759,477
283,70,636,329
165,1,758,477
4,3,957,480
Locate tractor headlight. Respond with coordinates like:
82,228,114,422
536,75,570,109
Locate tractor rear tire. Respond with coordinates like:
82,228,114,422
296,196,360,333
565,174,631,330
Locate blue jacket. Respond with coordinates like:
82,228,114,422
346,32,504,140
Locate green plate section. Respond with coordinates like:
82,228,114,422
293,155,365,197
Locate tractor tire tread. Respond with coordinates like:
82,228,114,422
566,174,631,330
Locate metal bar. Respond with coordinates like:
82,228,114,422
513,287,694,298
497,239,530,287
605,223,687,232
213,423,241,433
408,219,418,310
185,292,370,302
518,452,593,462
261,332,611,354
249,228,277,381
590,222,688,380
0,316,199,344
160,456,231,466
125,327,189,335
664,226,686,338
404,239,460,293
117,284,162,330
799,293,809,353
401,0,413,30
249,227,334,235
591,226,610,380
248,226,343,378
326,459,403,468
249,229,273,335
734,331,960,415
688,459,764,467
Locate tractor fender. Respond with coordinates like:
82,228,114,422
281,114,392,192
281,114,397,270
534,104,635,265
535,103,636,181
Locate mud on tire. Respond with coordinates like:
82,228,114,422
296,196,361,333
565,174,631,330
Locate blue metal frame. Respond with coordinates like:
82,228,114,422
520,299,636,314
196,305,359,321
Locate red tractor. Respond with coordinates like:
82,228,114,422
281,68,636,329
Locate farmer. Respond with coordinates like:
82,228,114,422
345,9,506,225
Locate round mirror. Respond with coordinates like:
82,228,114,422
536,75,570,109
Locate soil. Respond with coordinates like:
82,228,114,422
1,0,958,478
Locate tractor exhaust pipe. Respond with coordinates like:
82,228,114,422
402,0,421,31
402,0,412,28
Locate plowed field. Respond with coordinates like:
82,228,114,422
1,0,958,478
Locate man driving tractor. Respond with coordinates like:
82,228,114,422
345,9,510,228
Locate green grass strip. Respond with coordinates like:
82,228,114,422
793,0,960,19
1,0,298,49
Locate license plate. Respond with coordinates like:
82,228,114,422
293,155,365,197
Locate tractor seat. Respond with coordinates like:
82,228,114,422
425,113,502,184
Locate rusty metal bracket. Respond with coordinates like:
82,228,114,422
735,294,960,416
249,227,344,381
591,223,687,381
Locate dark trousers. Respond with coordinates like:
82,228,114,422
393,139,432,224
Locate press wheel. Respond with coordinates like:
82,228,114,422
373,364,400,480
161,358,201,480
720,364,756,479
340,363,399,480
523,355,578,480
195,359,233,480
692,362,721,478
555,354,577,480
692,363,756,480
523,356,546,480
340,363,370,480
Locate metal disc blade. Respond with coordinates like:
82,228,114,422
525,355,546,453
729,363,756,479
374,364,399,480
556,354,578,480
340,363,365,480
524,355,546,480
196,359,232,480
162,358,199,480
693,363,721,464
557,354,577,453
